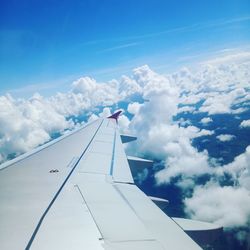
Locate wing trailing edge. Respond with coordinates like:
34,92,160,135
172,217,223,246
149,196,169,210
127,155,153,176
120,134,137,143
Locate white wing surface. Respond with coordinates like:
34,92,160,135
0,113,201,250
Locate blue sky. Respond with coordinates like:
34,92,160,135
0,0,250,97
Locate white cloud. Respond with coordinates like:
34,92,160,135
192,128,214,137
127,102,142,115
200,117,213,124
216,134,235,142
126,59,248,187
156,142,210,184
178,118,192,127
177,105,196,114
184,181,250,228
127,66,212,183
128,65,181,160
119,75,141,98
178,59,250,115
185,146,250,229
176,177,195,191
240,119,250,128
98,107,112,117
0,94,72,162
198,88,247,115
49,77,121,117
220,146,250,190
72,76,119,107
72,76,97,94
180,94,203,105
231,107,248,114
118,114,131,134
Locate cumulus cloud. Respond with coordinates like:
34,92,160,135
118,114,131,133
185,146,250,230
126,66,212,184
192,128,214,137
155,141,210,184
200,117,213,124
178,118,192,127
221,146,250,190
128,66,181,159
49,74,138,118
178,59,250,115
216,134,235,142
127,102,142,115
50,76,119,116
119,75,141,98
177,105,196,114
240,119,250,128
72,76,118,106
184,181,250,228
198,88,247,115
0,93,73,162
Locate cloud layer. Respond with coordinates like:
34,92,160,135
0,51,250,236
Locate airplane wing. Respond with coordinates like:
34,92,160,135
0,111,203,250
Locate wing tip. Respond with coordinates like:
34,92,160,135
108,110,122,121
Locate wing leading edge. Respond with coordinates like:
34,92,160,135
0,112,201,250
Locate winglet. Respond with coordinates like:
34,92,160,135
108,110,122,122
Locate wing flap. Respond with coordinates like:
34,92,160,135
30,184,104,250
78,176,152,242
149,196,169,209
104,240,164,250
115,183,201,250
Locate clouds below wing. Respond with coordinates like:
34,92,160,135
0,51,250,236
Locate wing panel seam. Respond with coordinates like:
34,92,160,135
109,130,116,176
74,184,104,239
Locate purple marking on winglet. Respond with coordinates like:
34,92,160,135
108,110,122,121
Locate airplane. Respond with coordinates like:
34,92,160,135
0,111,222,250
